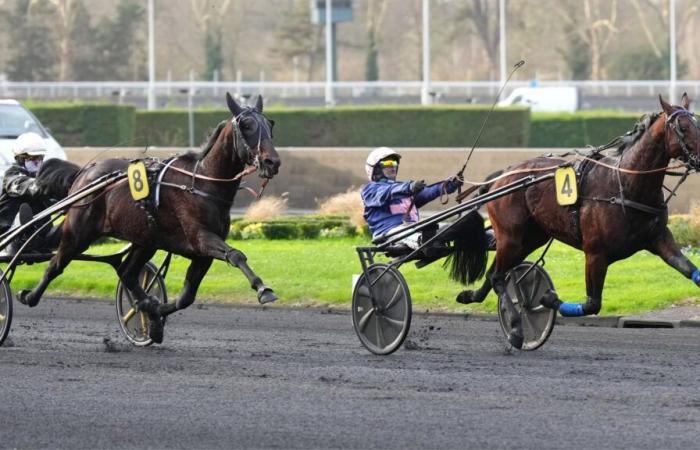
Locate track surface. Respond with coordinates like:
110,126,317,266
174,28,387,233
1,298,699,449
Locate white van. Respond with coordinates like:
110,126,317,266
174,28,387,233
0,99,66,185
498,87,579,113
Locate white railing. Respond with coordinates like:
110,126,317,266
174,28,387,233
1,80,699,106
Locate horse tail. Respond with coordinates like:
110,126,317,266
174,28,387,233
443,210,488,285
36,158,81,200
478,169,504,196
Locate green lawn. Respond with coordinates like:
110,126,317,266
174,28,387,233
8,237,700,315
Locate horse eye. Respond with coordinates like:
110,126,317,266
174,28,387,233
269,119,276,129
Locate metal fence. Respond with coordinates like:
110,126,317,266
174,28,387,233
1,79,699,108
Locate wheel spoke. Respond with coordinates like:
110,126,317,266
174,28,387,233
522,312,537,338
529,272,542,303
382,283,402,311
357,308,375,332
122,307,136,324
378,314,405,329
139,312,149,336
375,314,385,348
356,284,370,298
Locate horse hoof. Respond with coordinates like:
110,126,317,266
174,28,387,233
257,287,278,304
508,330,524,350
539,289,560,310
17,290,39,308
148,314,164,344
456,290,478,305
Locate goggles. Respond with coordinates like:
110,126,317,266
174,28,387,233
378,159,399,168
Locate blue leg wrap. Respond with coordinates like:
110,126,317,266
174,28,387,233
559,302,585,317
692,269,700,287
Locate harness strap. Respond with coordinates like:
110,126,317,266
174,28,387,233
157,181,231,206
154,157,179,208
580,195,666,216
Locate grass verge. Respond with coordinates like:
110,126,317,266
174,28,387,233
7,238,700,315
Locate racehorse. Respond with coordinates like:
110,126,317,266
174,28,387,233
458,93,700,349
17,93,281,344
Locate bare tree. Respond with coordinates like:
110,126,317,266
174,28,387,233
30,0,79,81
364,0,388,80
190,0,233,79
630,0,698,56
453,0,501,79
554,0,618,80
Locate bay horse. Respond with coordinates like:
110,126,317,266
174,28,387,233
17,93,281,344
459,93,700,349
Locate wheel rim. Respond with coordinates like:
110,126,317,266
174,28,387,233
0,269,12,347
498,262,556,351
115,262,167,347
352,264,411,355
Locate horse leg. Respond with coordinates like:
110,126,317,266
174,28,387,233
194,231,277,304
540,252,608,317
117,245,165,343
490,237,531,349
456,262,494,304
17,228,93,308
647,227,699,283
158,257,213,317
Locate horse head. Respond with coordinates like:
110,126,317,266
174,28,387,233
225,92,281,179
660,92,700,170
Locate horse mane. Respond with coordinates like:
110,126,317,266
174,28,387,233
594,112,661,157
198,120,228,160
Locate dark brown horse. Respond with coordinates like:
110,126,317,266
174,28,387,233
459,93,700,349
18,93,281,344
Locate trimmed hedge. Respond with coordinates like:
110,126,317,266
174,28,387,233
133,105,531,148
20,102,655,149
25,102,135,147
230,215,362,240
530,111,641,148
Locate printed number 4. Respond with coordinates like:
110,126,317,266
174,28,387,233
560,174,572,197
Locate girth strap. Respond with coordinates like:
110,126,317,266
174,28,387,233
580,195,666,216
157,181,230,206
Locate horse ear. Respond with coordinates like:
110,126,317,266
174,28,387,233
659,94,674,115
255,95,264,112
226,92,243,117
681,92,691,109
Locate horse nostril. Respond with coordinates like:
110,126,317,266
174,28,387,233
264,158,279,170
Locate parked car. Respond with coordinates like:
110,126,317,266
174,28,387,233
0,99,66,185
498,87,579,113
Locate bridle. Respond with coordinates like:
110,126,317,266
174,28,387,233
231,108,275,169
666,108,700,170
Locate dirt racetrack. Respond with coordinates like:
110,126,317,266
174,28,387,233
1,298,699,449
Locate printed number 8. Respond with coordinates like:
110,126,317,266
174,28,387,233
133,169,143,192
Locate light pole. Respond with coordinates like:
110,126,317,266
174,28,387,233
147,0,156,110
499,0,506,85
669,0,676,103
421,0,431,105
325,0,334,106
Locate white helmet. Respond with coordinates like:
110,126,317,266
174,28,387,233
365,147,401,181
13,132,47,158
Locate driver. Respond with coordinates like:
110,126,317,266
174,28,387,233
0,132,58,252
361,147,464,250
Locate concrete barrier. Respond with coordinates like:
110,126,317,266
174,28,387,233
65,147,700,213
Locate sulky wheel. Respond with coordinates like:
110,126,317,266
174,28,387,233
498,261,556,351
115,261,167,347
352,263,411,355
0,269,11,347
